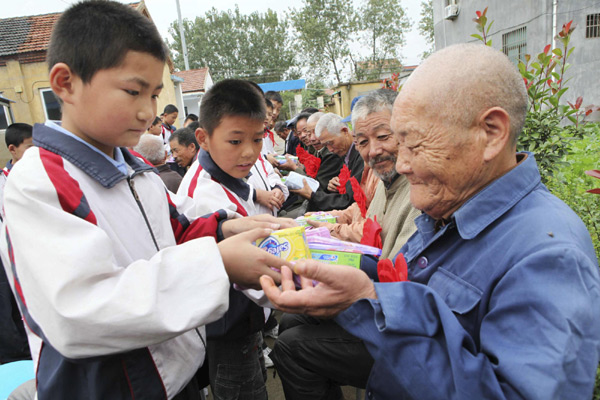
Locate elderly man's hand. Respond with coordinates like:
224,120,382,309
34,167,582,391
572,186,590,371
265,153,279,167
221,214,297,238
306,219,333,230
327,176,340,192
290,179,313,200
278,155,298,171
260,260,377,317
218,228,288,289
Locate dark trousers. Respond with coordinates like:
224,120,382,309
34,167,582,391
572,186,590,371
271,314,374,400
207,331,267,400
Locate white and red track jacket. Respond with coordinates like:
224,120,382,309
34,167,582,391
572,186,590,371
1,123,232,399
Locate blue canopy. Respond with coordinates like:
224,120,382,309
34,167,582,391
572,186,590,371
258,79,306,92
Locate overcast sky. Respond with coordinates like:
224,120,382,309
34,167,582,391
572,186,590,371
2,0,430,77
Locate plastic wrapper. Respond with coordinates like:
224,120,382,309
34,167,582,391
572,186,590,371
284,171,320,192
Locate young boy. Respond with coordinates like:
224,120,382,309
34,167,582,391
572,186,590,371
0,123,33,220
177,79,277,399
161,104,178,150
0,2,288,399
147,115,163,136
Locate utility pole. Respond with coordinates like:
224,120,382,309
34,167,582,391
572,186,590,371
176,0,190,70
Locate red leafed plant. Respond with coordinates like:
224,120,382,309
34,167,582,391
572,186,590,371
584,170,600,194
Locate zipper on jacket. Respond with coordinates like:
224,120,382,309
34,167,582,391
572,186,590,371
127,177,160,251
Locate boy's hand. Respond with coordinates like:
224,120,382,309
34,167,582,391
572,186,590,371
290,179,313,200
269,190,285,209
221,215,297,238
218,228,289,289
256,189,284,209
266,153,279,167
327,177,340,192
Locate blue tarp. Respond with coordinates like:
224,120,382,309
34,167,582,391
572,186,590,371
258,79,306,92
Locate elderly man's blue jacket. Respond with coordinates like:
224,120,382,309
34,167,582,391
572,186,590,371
337,153,600,399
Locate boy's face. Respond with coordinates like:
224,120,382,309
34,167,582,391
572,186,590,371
271,100,282,126
148,122,162,135
55,51,164,157
197,115,264,179
265,107,273,129
9,137,34,163
164,112,178,126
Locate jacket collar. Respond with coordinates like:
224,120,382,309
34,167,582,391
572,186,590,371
33,123,154,188
198,149,251,201
453,153,540,239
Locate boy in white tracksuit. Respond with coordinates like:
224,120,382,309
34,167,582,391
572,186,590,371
1,3,287,399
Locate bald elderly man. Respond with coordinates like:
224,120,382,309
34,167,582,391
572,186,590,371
262,43,600,399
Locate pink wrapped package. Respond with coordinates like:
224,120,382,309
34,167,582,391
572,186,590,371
306,236,382,258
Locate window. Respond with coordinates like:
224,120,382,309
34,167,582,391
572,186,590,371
586,13,600,38
502,27,527,66
40,88,62,121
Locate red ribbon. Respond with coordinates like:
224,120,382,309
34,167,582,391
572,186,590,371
337,165,351,194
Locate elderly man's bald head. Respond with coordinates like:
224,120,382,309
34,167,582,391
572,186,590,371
403,43,527,144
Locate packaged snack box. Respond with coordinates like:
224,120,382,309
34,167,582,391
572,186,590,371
310,249,362,269
295,213,337,227
256,226,311,261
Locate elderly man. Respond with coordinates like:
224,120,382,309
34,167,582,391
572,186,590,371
262,43,600,399
134,133,182,193
310,90,421,260
291,113,364,211
271,90,420,400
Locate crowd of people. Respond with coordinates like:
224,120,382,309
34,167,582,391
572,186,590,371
1,1,599,400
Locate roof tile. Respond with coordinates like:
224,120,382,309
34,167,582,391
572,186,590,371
174,68,210,93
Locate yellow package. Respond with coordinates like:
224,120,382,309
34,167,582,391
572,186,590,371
256,226,311,261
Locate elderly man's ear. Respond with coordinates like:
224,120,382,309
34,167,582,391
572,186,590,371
479,107,512,162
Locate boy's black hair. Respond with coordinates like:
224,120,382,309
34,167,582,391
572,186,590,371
265,91,283,104
185,113,198,122
151,116,162,126
294,112,312,129
5,123,33,148
47,0,167,84
169,127,199,150
200,79,266,135
274,121,287,133
163,104,178,115
266,99,273,110
187,121,200,132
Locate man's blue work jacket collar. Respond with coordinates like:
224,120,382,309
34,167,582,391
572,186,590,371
415,152,541,241
32,123,154,188
198,149,251,201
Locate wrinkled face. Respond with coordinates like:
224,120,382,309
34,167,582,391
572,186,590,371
10,137,34,163
60,51,164,157
296,118,311,146
169,139,197,168
148,122,162,135
164,111,178,126
392,91,485,219
198,115,264,179
319,128,351,157
353,110,397,181
305,119,323,151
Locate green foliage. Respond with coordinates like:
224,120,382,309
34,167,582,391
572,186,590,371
546,126,600,258
418,0,434,59
351,0,411,81
167,7,295,82
291,0,356,84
